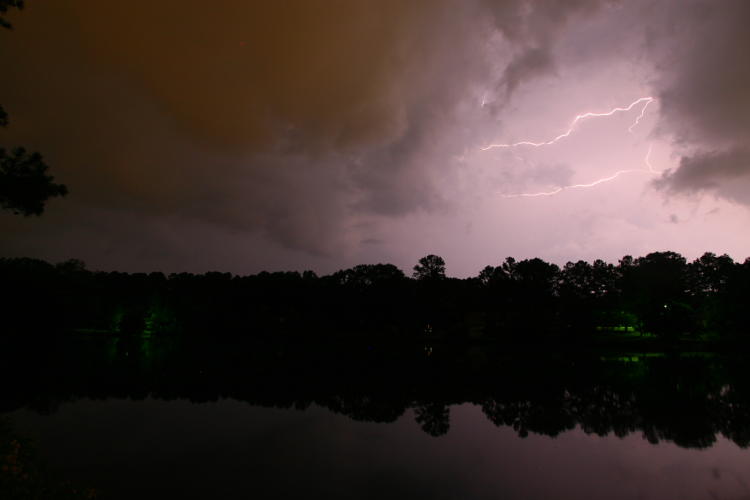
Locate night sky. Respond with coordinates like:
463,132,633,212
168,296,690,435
2,0,749,276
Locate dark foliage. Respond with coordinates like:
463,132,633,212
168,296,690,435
0,148,68,215
0,0,23,30
1,1,68,216
412,254,446,281
1,251,749,341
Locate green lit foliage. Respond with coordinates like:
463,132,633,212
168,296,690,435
595,310,641,334
110,309,124,334
110,302,177,337
143,302,178,336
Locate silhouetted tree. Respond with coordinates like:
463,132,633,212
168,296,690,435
414,403,450,436
688,252,735,296
512,258,560,294
335,263,405,287
478,263,510,286
0,148,67,215
0,0,23,30
507,258,560,335
0,148,68,215
412,254,446,281
622,251,693,337
559,260,597,332
685,253,736,335
556,259,619,333
1,2,68,216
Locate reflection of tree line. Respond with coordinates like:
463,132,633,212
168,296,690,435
2,339,750,449
2,251,750,340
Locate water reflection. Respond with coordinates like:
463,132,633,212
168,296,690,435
8,401,750,500
2,337,750,449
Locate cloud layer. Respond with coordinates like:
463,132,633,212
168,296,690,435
648,0,750,201
1,0,748,273
1,0,609,257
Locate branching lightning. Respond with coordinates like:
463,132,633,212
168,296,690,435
502,145,662,198
644,144,659,173
628,98,654,134
481,96,654,151
481,96,659,197
480,97,655,151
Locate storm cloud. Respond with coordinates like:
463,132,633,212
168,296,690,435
2,0,749,274
0,0,607,259
647,0,750,201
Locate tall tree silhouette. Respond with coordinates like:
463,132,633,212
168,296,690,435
622,251,693,337
413,255,446,281
0,0,68,216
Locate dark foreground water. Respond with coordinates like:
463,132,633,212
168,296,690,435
3,336,750,499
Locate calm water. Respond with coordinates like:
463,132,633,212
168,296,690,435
3,336,750,499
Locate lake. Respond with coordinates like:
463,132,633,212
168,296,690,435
3,336,750,499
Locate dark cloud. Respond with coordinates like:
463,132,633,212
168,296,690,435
483,0,608,97
1,0,486,256
647,0,750,201
0,0,611,267
655,148,750,204
500,47,555,96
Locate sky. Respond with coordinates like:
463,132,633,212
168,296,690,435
1,0,750,277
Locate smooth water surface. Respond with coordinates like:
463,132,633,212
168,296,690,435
8,400,750,500
3,337,750,499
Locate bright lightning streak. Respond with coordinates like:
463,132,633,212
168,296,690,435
502,145,662,198
503,169,648,198
644,144,661,173
481,96,655,151
480,96,660,197
628,99,654,134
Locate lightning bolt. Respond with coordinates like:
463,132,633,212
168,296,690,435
644,144,660,173
481,96,659,197
628,98,654,134
481,96,654,151
502,145,662,198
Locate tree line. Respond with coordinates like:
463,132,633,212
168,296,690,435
1,251,749,341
